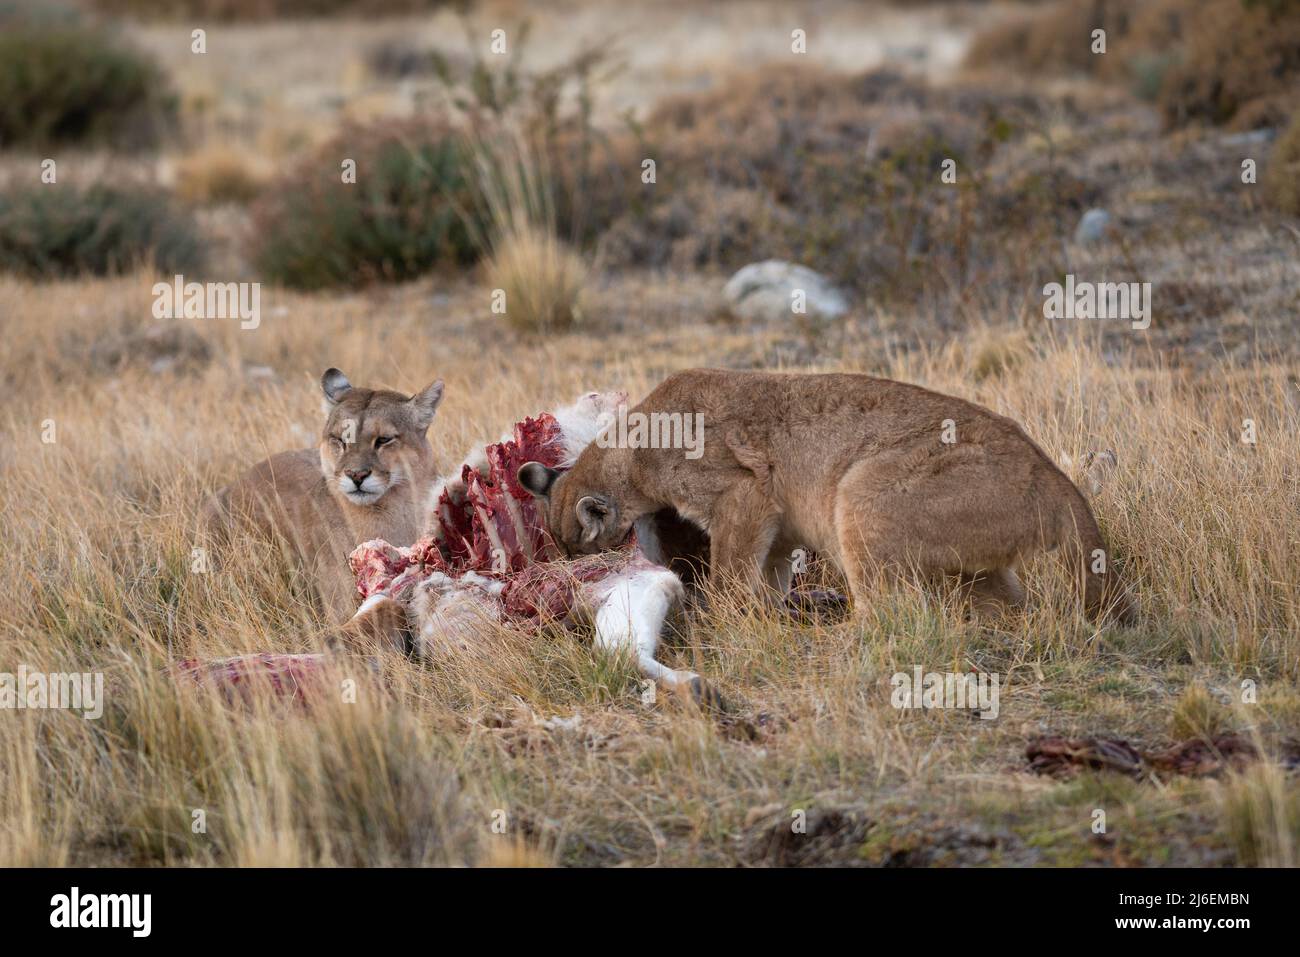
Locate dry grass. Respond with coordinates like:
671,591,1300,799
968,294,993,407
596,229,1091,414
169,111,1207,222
1,267,1297,867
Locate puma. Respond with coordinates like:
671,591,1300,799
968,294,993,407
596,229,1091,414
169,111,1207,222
519,368,1135,623
205,368,444,623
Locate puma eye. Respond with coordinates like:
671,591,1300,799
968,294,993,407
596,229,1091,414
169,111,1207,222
328,436,345,451
374,435,397,449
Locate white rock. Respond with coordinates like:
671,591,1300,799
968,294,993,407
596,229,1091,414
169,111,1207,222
1074,208,1113,245
724,260,850,324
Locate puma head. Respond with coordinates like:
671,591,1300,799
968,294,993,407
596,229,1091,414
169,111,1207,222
318,368,444,507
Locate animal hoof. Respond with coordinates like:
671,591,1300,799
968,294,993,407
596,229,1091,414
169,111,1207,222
681,675,728,713
784,588,851,622
337,596,411,655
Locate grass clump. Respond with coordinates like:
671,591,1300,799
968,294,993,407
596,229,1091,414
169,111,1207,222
471,129,589,334
1214,763,1299,866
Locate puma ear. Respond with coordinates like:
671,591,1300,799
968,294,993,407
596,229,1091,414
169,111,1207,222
575,495,612,544
408,378,445,430
321,368,353,406
518,462,561,498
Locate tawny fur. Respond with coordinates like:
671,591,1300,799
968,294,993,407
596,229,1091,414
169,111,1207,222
521,368,1135,623
204,369,444,623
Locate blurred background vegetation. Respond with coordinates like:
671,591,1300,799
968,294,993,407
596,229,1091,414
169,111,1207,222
0,0,1297,334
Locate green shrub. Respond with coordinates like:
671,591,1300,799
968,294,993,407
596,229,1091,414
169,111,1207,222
0,185,203,278
251,21,630,290
251,121,480,289
0,4,176,150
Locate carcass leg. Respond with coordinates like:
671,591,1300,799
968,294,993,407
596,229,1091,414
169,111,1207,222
591,566,716,702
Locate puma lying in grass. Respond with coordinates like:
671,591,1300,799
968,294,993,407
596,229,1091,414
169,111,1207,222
205,368,444,623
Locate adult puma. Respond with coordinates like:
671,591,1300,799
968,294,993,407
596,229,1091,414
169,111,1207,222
206,368,444,622
519,369,1135,623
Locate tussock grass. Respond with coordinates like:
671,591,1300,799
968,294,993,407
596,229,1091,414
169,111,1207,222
1215,762,1299,867
484,226,588,334
174,147,269,206
472,130,589,334
1,272,1297,866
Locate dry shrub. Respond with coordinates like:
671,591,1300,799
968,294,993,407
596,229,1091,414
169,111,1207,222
604,66,1086,314
597,184,789,271
965,0,1300,129
1159,0,1300,128
965,0,1123,77
540,120,642,250
964,0,1194,83
1267,113,1300,215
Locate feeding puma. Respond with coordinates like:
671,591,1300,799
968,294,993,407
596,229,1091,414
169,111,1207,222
205,368,444,623
519,369,1135,623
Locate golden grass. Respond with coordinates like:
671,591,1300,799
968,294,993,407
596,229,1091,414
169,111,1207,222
1,267,1297,866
